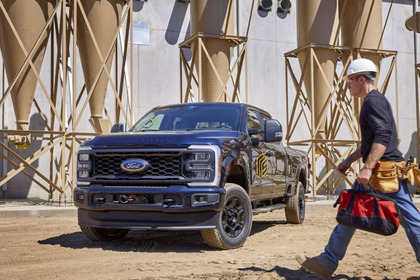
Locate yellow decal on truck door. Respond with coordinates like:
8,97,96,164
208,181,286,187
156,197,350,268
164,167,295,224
256,153,268,178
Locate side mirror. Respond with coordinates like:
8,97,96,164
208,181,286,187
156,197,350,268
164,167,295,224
111,123,125,133
265,119,283,142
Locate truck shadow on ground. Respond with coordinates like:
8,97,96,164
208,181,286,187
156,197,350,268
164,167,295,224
38,220,285,252
250,220,286,236
238,265,420,280
38,230,208,253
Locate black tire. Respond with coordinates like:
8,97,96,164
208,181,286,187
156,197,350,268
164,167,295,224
80,225,129,242
201,183,252,250
285,181,305,224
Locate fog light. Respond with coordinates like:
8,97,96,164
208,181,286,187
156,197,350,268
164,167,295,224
93,194,106,204
76,193,85,201
192,193,220,206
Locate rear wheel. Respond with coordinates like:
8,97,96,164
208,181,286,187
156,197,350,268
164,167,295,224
201,183,252,249
285,181,305,224
80,225,129,242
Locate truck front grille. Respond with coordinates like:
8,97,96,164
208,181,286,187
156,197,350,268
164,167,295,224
92,151,184,181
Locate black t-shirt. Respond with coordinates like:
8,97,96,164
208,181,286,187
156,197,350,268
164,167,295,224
359,90,403,163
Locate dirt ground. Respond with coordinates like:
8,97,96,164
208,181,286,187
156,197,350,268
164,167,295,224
0,203,419,280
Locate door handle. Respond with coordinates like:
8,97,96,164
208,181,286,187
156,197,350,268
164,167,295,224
265,151,274,157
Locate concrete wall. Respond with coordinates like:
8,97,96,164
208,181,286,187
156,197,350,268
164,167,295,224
1,0,419,199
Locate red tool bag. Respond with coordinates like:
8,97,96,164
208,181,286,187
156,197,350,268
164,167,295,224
334,184,400,236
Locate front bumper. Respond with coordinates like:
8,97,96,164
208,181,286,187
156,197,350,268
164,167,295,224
74,185,225,230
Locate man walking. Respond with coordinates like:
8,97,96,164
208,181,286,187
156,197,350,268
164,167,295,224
296,58,420,279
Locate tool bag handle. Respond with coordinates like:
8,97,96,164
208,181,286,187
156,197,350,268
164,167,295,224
346,183,381,219
333,181,370,207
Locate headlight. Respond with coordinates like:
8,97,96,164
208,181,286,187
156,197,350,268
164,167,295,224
192,152,210,160
78,170,90,179
191,171,210,179
77,146,92,180
186,151,214,181
78,153,90,161
186,145,220,187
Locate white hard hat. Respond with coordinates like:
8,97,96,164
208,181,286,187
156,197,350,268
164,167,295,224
345,58,378,80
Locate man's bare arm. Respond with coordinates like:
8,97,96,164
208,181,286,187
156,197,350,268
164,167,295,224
338,147,362,174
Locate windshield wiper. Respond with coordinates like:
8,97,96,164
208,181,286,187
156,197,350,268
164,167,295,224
138,129,160,132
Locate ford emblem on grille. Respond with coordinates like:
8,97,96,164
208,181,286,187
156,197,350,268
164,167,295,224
121,159,149,173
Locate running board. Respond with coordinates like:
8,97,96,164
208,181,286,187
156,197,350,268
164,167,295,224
252,203,286,215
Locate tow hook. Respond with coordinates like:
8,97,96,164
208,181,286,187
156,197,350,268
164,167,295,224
162,198,175,208
118,194,136,204
116,194,149,204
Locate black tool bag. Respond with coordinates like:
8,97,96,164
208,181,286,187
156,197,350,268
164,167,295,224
334,183,400,236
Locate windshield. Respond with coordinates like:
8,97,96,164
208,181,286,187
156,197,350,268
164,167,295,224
130,105,242,132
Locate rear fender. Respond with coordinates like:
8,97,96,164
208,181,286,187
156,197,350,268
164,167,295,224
287,167,307,197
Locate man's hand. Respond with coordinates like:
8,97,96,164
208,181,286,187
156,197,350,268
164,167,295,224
338,159,351,175
357,166,372,185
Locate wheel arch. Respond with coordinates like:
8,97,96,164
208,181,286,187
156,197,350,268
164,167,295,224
225,164,249,194
298,168,308,193
287,167,308,197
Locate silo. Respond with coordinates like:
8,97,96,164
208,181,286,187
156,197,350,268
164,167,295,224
189,0,235,102
405,12,420,33
340,0,383,75
77,0,124,133
0,0,55,130
297,0,339,140
339,0,382,118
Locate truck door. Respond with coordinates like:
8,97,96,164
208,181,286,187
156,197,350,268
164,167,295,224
247,109,275,198
259,112,288,196
268,142,288,195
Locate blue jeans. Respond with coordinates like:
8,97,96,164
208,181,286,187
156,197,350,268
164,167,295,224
318,180,420,273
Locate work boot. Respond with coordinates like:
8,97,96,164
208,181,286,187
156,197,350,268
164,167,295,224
296,254,333,280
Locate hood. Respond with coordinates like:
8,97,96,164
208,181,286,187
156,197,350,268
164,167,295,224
83,130,242,149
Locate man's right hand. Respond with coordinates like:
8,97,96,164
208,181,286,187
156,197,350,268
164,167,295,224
338,159,351,175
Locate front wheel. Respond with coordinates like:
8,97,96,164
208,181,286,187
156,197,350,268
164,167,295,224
285,181,305,224
201,183,252,249
80,225,129,242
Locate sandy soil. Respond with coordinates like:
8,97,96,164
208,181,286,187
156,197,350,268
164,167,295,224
0,204,419,280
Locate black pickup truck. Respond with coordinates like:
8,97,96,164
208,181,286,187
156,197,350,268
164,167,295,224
74,102,310,249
